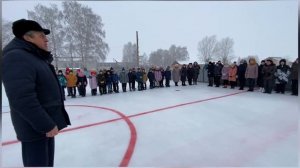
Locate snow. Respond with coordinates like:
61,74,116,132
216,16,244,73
1,83,299,167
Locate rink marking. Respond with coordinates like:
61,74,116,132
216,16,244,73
2,91,248,166
2,90,246,146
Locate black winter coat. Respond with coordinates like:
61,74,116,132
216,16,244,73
238,63,247,79
180,67,188,81
214,64,223,77
207,63,215,77
147,71,155,81
128,71,136,82
2,38,71,142
187,67,194,79
164,70,171,80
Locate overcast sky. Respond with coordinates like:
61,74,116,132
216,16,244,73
2,0,298,63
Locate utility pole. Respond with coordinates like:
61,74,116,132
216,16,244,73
136,31,139,67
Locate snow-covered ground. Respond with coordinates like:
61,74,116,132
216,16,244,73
1,83,299,167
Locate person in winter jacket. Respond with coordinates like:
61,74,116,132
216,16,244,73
237,60,247,90
128,68,136,91
206,62,215,87
180,64,188,86
142,68,148,90
89,70,98,96
2,19,70,167
65,67,71,96
172,64,181,86
193,62,201,85
66,70,77,98
214,61,223,87
160,67,165,87
290,58,298,95
57,70,67,100
221,63,230,88
106,70,113,94
76,69,87,97
165,66,172,87
186,63,194,85
275,59,290,94
147,68,155,89
111,70,119,93
136,68,144,91
228,63,238,89
257,60,266,92
119,68,129,92
245,58,258,92
154,66,163,87
97,70,106,95
262,59,276,94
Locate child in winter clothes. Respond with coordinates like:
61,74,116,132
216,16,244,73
147,68,155,89
214,61,223,87
238,60,247,90
206,62,215,87
160,67,165,87
262,59,276,94
245,58,258,92
136,68,143,91
128,68,136,91
172,64,181,86
106,70,113,94
57,70,67,100
221,64,230,88
66,70,77,98
257,60,266,92
275,59,290,94
97,70,106,95
187,63,194,86
228,63,238,89
180,64,188,86
111,70,119,93
119,68,129,92
193,62,201,85
154,67,162,87
89,70,98,96
142,68,148,90
164,66,171,87
76,69,87,97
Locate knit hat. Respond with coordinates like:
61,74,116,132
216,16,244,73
12,19,50,38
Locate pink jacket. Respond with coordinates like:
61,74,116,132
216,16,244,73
89,75,98,89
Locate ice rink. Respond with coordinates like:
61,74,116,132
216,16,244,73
1,83,299,167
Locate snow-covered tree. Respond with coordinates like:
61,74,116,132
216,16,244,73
215,37,235,64
28,4,65,70
122,42,137,64
2,19,14,48
197,35,218,63
63,1,109,68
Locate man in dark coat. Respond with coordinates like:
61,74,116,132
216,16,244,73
262,59,277,94
2,19,71,167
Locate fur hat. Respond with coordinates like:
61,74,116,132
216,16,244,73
12,19,50,38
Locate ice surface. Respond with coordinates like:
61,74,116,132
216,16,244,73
1,83,299,167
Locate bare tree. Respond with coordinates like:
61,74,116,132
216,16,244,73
63,1,109,68
197,35,218,63
215,37,235,64
149,45,189,67
122,42,137,64
28,4,65,70
2,19,14,48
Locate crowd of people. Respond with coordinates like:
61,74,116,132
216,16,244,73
57,58,298,100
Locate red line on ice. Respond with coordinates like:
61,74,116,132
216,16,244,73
2,91,247,166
